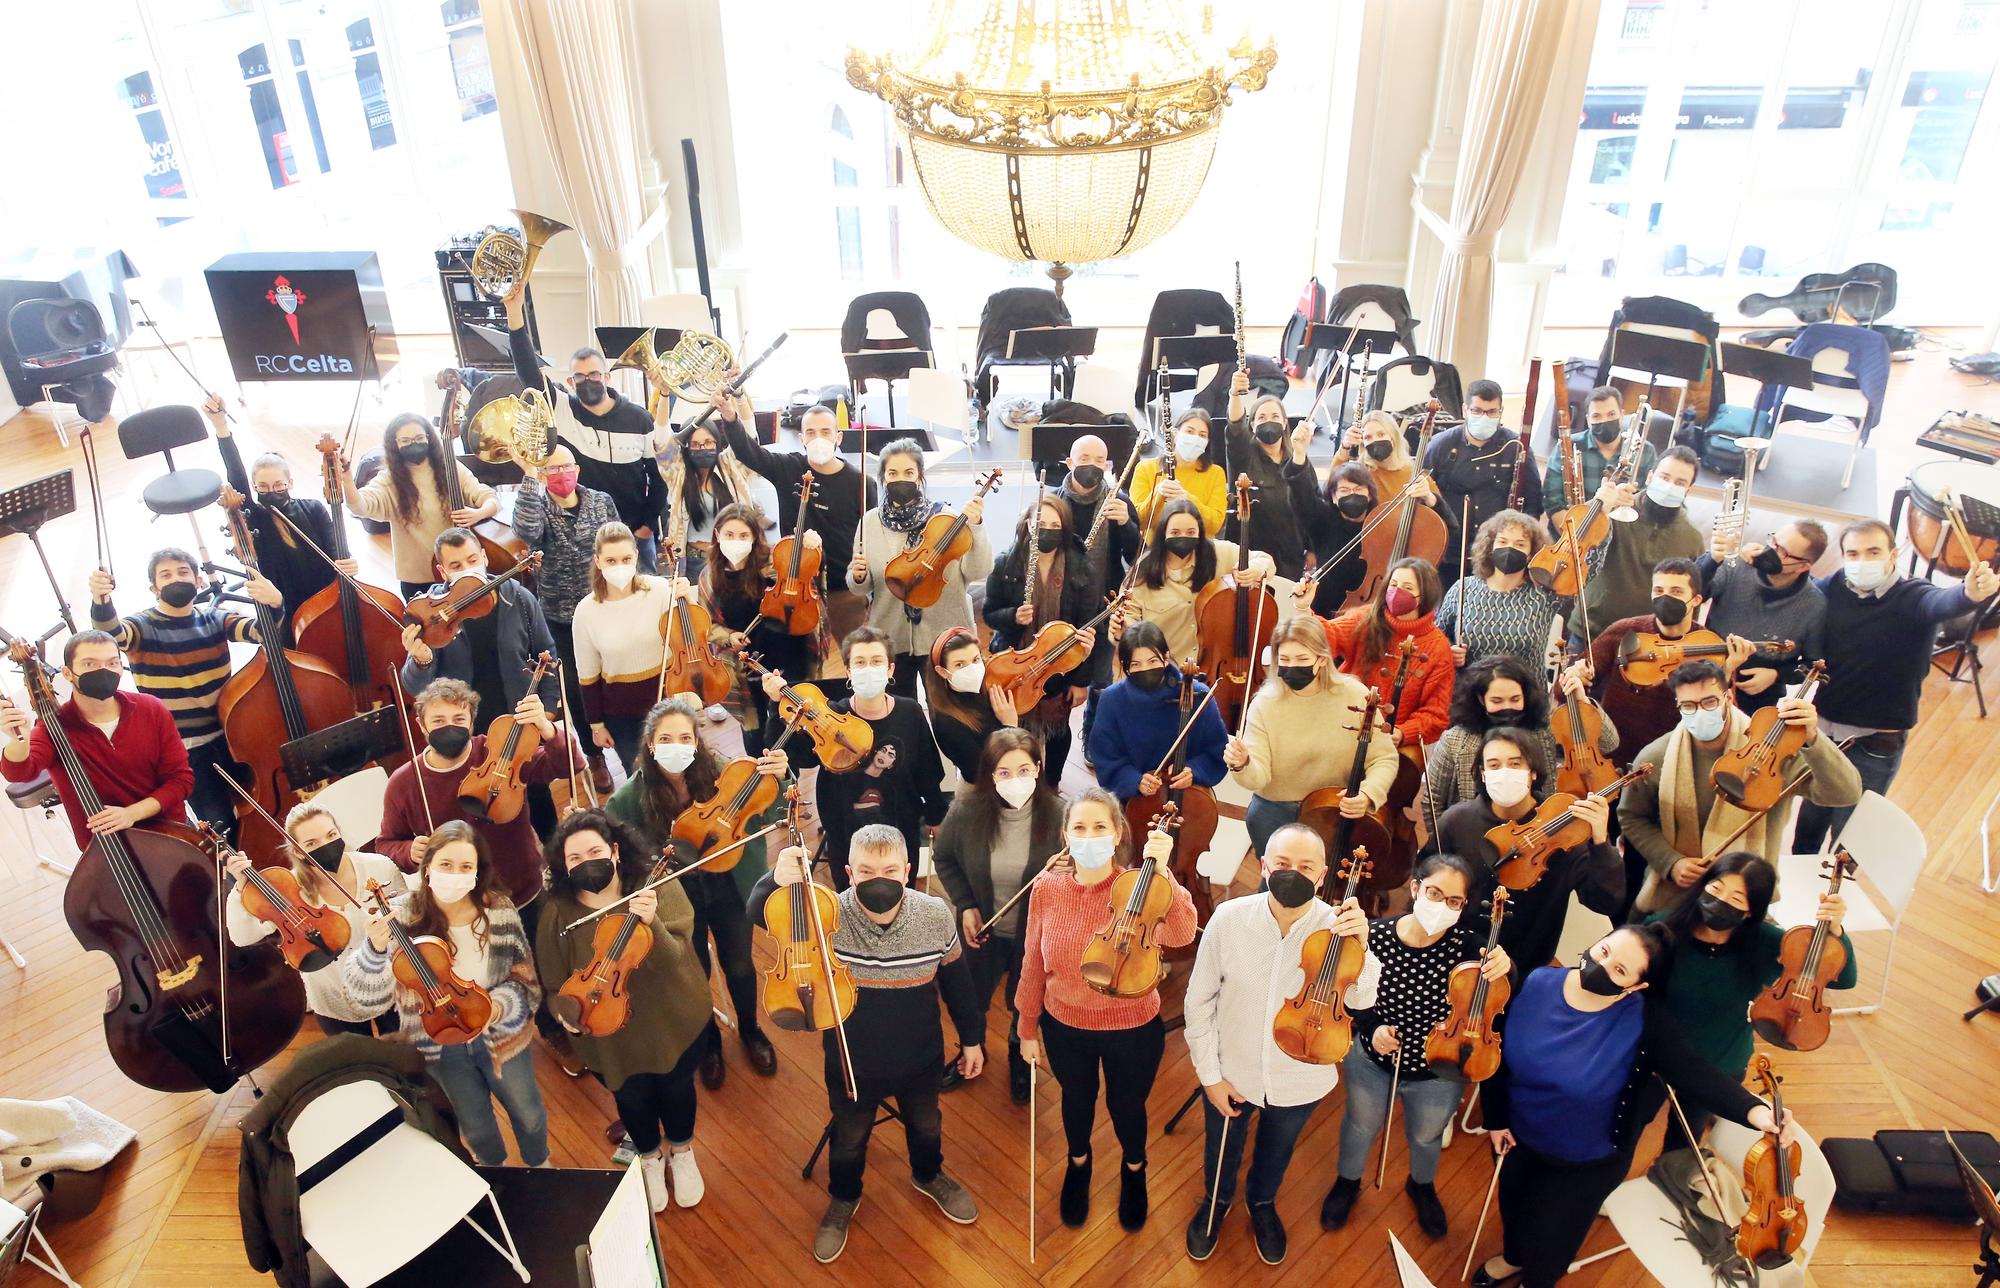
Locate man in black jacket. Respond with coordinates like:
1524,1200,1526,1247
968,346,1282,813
1424,378,1543,590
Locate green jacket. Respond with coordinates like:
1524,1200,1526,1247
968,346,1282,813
606,769,777,903
1646,917,1857,1076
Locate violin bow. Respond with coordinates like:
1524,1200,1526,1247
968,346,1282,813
389,662,437,832
792,796,861,1102
1664,1086,1756,1278
211,765,369,911
1027,1059,1038,1263
1462,1145,1507,1282
1149,659,1225,780
79,424,114,584
266,507,407,631
1377,1042,1402,1189
550,653,594,813
1455,496,1471,643
1205,1109,1231,1240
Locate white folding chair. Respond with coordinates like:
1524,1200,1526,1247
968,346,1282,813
906,366,969,442
0,1193,83,1287
1765,344,1873,490
1069,361,1140,428
1766,791,1923,1016
307,766,390,853
1577,1119,1833,1283
1555,890,1615,969
639,292,715,335
287,1079,529,1286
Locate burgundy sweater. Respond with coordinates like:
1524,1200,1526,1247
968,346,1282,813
376,731,580,906
2,691,193,848
1589,614,1681,761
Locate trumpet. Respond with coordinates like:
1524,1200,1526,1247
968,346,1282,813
469,386,558,469
1716,438,1766,564
1605,399,1650,523
469,209,573,300
612,326,736,402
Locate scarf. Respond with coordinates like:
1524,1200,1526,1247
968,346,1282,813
1644,706,1764,911
882,491,938,624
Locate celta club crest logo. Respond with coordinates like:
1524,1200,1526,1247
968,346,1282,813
265,275,307,344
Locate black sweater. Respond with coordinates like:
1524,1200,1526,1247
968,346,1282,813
509,325,665,536
813,697,950,889
1288,463,1369,615
717,413,877,573
1422,425,1544,577
1434,796,1625,973
218,435,338,620
1815,570,1978,730
1222,416,1308,580
983,538,1112,687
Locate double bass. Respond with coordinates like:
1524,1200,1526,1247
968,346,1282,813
1343,401,1448,610
290,434,407,713
456,652,557,824
215,489,358,862
1122,666,1220,942
7,635,303,1092
436,369,529,578
883,469,1004,607
1749,849,1855,1052
1272,848,1373,1064
1078,805,1184,997
1195,475,1279,728
1738,1055,1808,1268
759,473,823,636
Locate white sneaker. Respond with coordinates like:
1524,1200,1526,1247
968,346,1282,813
668,1145,705,1207
641,1151,669,1213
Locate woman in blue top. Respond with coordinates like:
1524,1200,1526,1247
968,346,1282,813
1476,923,1800,1288
1086,621,1227,802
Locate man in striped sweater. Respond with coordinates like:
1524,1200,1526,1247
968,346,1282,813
750,824,986,1263
89,549,284,840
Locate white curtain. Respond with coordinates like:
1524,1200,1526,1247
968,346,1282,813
496,0,649,330
1426,0,1579,375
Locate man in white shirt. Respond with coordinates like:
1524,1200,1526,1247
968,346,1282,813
1182,823,1377,1265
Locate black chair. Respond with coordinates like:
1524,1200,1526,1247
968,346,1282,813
116,404,222,551
1134,288,1234,420
1368,354,1464,421
841,291,934,429
971,286,1072,415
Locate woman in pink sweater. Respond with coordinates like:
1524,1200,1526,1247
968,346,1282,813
1016,787,1196,1233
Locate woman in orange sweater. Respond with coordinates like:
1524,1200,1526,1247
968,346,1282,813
1309,556,1454,750
1017,787,1196,1234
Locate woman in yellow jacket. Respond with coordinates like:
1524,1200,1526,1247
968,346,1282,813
1131,408,1227,534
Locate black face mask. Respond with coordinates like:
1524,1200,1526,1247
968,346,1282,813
854,876,904,915
73,669,121,701
427,725,472,758
397,441,432,464
305,838,345,872
1589,420,1622,445
1696,893,1748,933
1254,423,1285,445
1650,594,1690,627
574,378,607,405
884,480,923,507
1336,494,1371,520
158,580,200,609
686,448,719,471
1266,868,1317,908
1484,707,1525,727
1162,535,1200,558
1036,529,1063,554
1751,547,1786,578
1577,953,1628,997
1278,664,1317,692
1069,464,1104,491
1489,546,1530,576
568,858,616,894
259,490,291,510
1128,667,1168,694
1365,440,1394,462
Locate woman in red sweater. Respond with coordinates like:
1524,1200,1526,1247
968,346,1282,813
1017,787,1196,1233
1314,556,1454,749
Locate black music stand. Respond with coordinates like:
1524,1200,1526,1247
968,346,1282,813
1609,330,1709,445
844,349,933,429
1006,325,1099,401
837,427,934,457
0,470,80,633
594,325,684,360
1720,342,1815,439
1298,326,1402,435
1965,973,2000,1022
279,706,407,787
1153,333,1239,419
1928,492,2000,716
1024,422,1141,483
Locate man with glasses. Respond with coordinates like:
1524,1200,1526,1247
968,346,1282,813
1700,519,1829,714
1423,378,1543,591
1618,659,1859,912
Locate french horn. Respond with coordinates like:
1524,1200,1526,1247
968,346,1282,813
470,209,573,299
469,385,558,469
612,326,735,401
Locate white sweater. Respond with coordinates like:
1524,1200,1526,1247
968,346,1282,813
225,851,406,1021
569,577,677,720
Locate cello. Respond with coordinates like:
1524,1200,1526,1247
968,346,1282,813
1750,849,1855,1052
758,790,860,1098
1194,475,1280,729
7,635,303,1092
1712,661,1826,811
1078,805,1184,997
1739,1055,1808,1268
215,489,358,863
883,469,1003,607
1297,688,1396,877
1272,847,1374,1064
759,473,824,636
1372,637,1429,894
1121,666,1220,943
290,433,407,713
1343,401,1448,610
436,368,529,578
1423,887,1510,1081
656,507,733,707
456,652,558,824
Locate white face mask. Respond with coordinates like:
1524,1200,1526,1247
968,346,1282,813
1483,765,1533,808
602,564,636,589
1464,414,1500,444
427,868,477,905
849,664,890,701
1176,430,1207,462
946,660,986,694
1843,557,1893,593
1411,894,1462,935
652,742,697,774
718,537,754,568
1068,833,1117,871
994,776,1037,809
804,437,839,468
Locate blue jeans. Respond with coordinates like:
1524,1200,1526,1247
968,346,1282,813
1201,1094,1319,1209
1792,734,1904,854
636,534,660,573
1334,1045,1462,1185
432,1039,550,1166
1244,795,1301,859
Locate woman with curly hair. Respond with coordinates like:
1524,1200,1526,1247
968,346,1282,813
1435,509,1568,669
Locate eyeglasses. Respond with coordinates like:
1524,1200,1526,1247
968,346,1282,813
1674,695,1727,714
1415,883,1468,911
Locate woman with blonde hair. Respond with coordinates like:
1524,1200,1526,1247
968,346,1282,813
570,522,681,772
1340,409,1439,514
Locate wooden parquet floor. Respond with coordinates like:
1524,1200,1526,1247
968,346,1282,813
2,330,1998,1287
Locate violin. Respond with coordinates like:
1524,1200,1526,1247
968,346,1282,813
758,791,860,1097
1529,364,1613,596
436,368,530,579
670,721,801,870
215,489,359,862
1739,1055,1808,1268
1078,806,1183,998
1616,629,1794,688
988,592,1128,712
657,506,733,706
739,653,874,772
455,652,557,824
1713,661,1826,810
1488,765,1651,890
1194,475,1280,729
550,852,673,1037
404,553,545,649
199,822,350,973
1121,668,1220,945
291,434,408,713
1343,401,1448,611
1750,849,1855,1052
364,879,491,1045
1422,887,1510,1081
883,469,1003,607
7,634,303,1092
1373,637,1428,893
1298,688,1396,879
759,473,824,636
1552,654,1620,797
1272,847,1374,1065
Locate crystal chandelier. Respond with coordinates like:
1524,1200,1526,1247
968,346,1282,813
846,0,1277,294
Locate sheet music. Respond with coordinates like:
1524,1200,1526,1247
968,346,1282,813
586,1160,666,1288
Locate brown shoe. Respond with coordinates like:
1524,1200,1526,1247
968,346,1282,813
604,1119,626,1147
543,1028,586,1078
744,1030,778,1077
588,755,615,795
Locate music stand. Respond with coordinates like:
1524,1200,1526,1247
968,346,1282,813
1151,333,1239,420
1024,422,1140,483
0,471,80,633
1297,326,1402,435
837,427,934,457
844,349,933,429
594,325,684,360
1006,325,1099,402
1609,330,1709,444
1720,342,1815,439
279,706,407,787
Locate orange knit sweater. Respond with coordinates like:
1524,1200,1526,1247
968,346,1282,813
1016,864,1198,1040
1320,608,1456,747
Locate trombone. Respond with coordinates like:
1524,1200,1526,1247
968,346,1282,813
469,209,573,300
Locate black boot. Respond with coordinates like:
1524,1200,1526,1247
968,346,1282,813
743,1028,778,1077
1008,1048,1032,1105
1320,1175,1361,1231
1406,1177,1448,1238
1118,1162,1148,1231
1060,1156,1091,1227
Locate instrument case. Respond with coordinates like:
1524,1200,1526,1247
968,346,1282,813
1824,1130,2000,1219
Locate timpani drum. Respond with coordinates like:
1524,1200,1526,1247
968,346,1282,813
1905,459,2000,575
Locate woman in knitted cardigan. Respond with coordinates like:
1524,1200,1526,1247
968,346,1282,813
341,820,548,1167
1422,656,1618,823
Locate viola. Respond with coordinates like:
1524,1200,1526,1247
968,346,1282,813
1552,657,1620,797
1194,474,1280,729
364,879,491,1045
215,489,359,863
1616,629,1793,688
1373,637,1429,893
436,369,531,579
1713,661,1826,811
1298,687,1396,880
758,791,859,1097
1272,847,1374,1065
657,507,733,706
759,473,824,636
550,852,672,1037
456,652,557,824
1739,1055,1808,1268
404,553,544,650
1078,806,1183,998
6,634,303,1092
988,592,1127,712
1423,887,1510,1081
1750,849,1855,1052
1488,765,1652,891
670,722,801,870
883,469,1003,607
198,822,350,973
1529,369,1613,597
1121,669,1220,946
739,653,873,772
1343,401,1448,611
291,434,408,713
